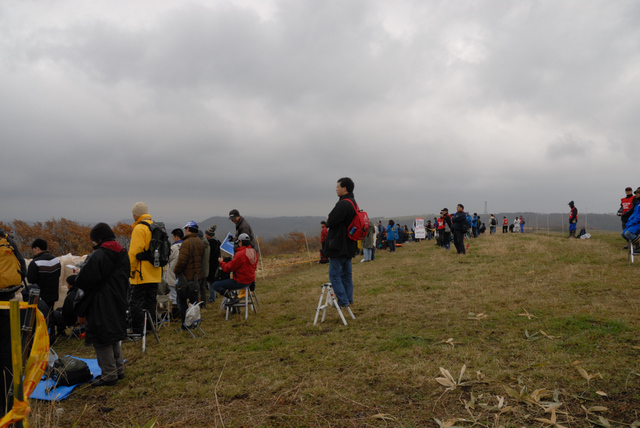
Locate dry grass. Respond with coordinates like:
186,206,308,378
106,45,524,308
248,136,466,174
29,231,640,427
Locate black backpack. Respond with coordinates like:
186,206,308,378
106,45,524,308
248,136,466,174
52,356,93,387
136,221,170,267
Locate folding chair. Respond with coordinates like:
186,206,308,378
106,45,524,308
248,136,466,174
224,285,258,321
183,302,205,337
156,294,172,330
313,283,355,326
66,323,85,341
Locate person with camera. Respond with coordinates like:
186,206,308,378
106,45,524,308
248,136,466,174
211,233,258,305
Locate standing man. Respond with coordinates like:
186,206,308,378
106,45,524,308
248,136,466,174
452,204,469,255
128,202,162,335
489,214,497,235
618,187,637,232
163,228,183,307
441,208,453,250
568,201,578,238
319,221,329,264
26,238,61,316
228,209,256,248
502,216,509,233
325,177,358,308
205,226,221,302
173,221,205,327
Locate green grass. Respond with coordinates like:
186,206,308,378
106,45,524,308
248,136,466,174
29,231,640,427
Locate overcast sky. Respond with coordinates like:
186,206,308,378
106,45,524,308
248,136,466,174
1,0,638,224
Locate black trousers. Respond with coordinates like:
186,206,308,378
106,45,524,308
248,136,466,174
129,283,158,334
453,231,466,254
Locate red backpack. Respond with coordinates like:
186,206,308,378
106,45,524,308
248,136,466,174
344,199,369,241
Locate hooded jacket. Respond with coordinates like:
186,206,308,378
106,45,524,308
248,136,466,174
219,245,258,285
75,240,129,346
26,252,61,304
128,214,162,284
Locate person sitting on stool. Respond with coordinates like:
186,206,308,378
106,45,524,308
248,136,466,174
48,274,82,344
210,233,258,305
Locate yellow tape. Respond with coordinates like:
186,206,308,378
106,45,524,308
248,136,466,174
0,302,50,428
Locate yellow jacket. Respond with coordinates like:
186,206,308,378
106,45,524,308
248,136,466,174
128,214,162,284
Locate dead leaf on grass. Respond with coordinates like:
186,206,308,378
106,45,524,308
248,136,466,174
371,413,396,421
441,338,461,348
433,418,468,428
519,309,537,320
575,365,603,385
435,365,467,391
467,312,488,321
595,391,608,397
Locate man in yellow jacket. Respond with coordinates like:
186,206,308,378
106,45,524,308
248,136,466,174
128,202,162,334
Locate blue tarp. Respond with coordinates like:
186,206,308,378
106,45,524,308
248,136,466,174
31,356,101,401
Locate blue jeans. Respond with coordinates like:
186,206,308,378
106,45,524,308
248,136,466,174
362,248,372,261
569,223,577,232
622,230,638,242
211,278,248,300
329,257,353,307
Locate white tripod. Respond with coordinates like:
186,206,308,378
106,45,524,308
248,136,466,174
313,283,355,326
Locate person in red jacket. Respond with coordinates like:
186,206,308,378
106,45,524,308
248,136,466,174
319,221,329,264
211,233,258,305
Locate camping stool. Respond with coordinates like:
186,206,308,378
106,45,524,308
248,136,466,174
66,323,85,341
156,294,172,330
313,283,355,326
184,319,205,338
225,285,258,321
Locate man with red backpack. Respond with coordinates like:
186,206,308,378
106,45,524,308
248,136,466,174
325,177,358,308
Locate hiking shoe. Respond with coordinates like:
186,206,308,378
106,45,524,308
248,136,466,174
224,297,240,306
90,376,117,387
118,373,125,380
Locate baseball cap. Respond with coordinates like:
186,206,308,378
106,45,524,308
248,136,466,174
229,209,240,219
183,221,199,230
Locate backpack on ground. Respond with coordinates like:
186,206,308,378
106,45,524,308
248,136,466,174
136,221,170,267
0,237,23,290
344,199,369,241
51,356,93,387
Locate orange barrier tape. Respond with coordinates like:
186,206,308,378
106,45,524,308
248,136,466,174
0,302,50,428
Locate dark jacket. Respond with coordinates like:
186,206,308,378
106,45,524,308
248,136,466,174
174,233,205,281
60,287,80,326
452,212,469,232
27,252,61,304
234,216,256,249
75,240,129,346
325,193,357,258
206,237,221,282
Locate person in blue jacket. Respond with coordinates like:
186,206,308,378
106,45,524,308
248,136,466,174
622,197,640,251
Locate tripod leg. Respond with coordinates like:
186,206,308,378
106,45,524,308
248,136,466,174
314,285,327,325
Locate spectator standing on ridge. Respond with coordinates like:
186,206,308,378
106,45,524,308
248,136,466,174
441,208,453,250
436,213,445,247
452,204,469,255
128,202,162,335
205,226,221,302
229,209,256,249
386,220,398,253
568,201,578,238
197,229,210,308
211,233,258,304
173,221,205,328
319,221,329,264
0,228,27,415
75,223,129,387
622,196,640,251
489,214,497,235
618,187,637,248
163,229,183,307
27,238,61,318
325,177,358,308
502,216,509,233
519,216,525,233
471,214,478,238
361,221,375,262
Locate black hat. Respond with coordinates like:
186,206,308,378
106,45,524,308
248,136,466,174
229,209,240,219
626,187,633,191
635,188,640,194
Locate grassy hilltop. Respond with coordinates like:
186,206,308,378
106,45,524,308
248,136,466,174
35,231,640,427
